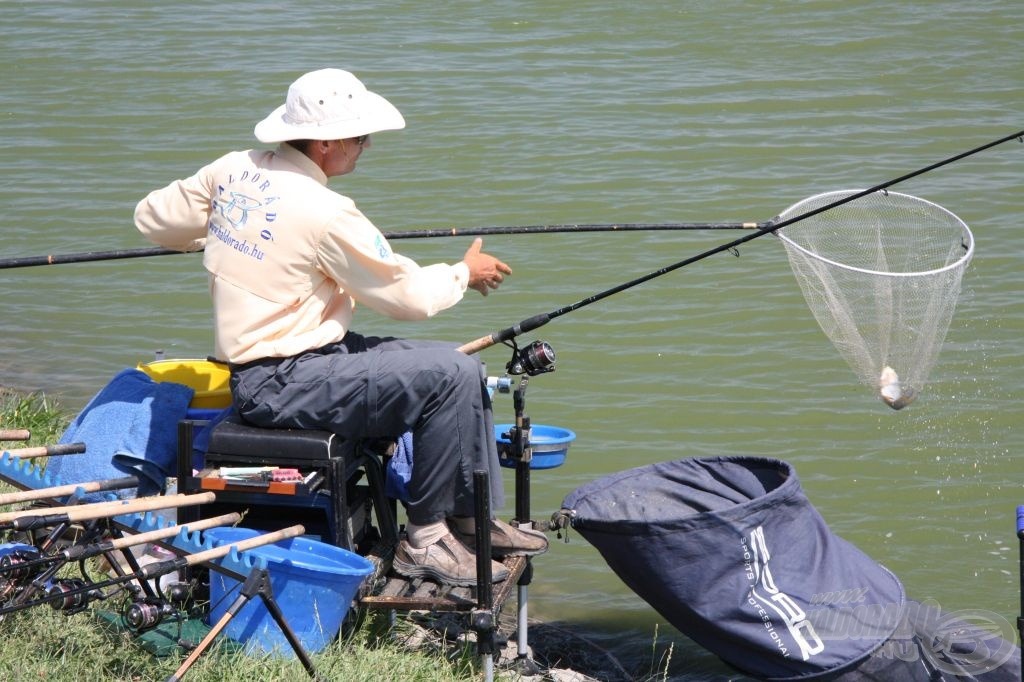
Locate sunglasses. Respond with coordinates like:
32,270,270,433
352,134,370,146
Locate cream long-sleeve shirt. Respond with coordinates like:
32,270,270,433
135,144,469,364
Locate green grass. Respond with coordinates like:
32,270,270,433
1,388,67,446
0,390,475,682
0,602,476,682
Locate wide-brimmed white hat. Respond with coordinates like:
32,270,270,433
254,68,405,143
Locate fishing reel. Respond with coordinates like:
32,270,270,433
124,597,179,632
505,339,556,376
46,578,102,614
0,548,43,582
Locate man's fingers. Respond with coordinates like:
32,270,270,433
464,237,483,258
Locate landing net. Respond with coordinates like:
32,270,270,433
774,190,974,410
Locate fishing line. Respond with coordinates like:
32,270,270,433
0,222,758,270
458,128,1024,356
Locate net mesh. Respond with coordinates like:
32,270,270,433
774,190,973,410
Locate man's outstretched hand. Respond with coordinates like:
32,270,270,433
462,238,512,296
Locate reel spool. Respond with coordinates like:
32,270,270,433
0,549,43,581
46,578,102,614
125,597,179,631
505,339,556,376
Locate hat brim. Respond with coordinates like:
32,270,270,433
254,91,406,144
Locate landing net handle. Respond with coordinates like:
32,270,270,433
1018,505,1024,669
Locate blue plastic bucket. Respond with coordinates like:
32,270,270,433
495,423,576,469
205,527,373,655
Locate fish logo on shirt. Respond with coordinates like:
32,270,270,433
212,187,278,230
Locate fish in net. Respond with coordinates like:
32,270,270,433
773,190,974,410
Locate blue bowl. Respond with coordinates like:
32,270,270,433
495,423,576,469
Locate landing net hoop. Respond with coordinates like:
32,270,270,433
774,189,974,410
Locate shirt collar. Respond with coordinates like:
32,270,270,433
273,142,328,185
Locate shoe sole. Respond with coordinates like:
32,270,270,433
490,546,548,558
393,558,509,587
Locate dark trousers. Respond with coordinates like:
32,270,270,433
229,333,504,525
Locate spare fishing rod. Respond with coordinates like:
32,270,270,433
0,524,305,616
0,222,760,271
0,512,241,579
3,442,86,459
0,513,242,622
0,476,139,507
458,128,1024,359
0,492,217,531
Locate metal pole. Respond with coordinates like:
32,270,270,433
1017,505,1023,682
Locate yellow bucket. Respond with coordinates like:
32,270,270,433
136,358,232,409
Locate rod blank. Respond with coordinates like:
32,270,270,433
455,129,1024,356
0,223,758,270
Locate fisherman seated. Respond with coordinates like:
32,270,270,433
136,68,547,587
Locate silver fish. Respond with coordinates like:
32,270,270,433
878,366,916,410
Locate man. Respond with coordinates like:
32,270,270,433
135,68,547,586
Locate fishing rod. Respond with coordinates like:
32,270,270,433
458,128,1024,357
0,512,240,579
0,476,138,506
0,222,759,271
0,512,242,614
3,442,86,459
0,492,216,530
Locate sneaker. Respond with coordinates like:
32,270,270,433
451,518,549,558
393,532,509,587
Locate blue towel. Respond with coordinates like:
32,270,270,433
189,406,234,471
385,431,413,502
47,368,194,498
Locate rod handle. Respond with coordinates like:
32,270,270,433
457,313,552,355
458,334,498,355
0,429,31,441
